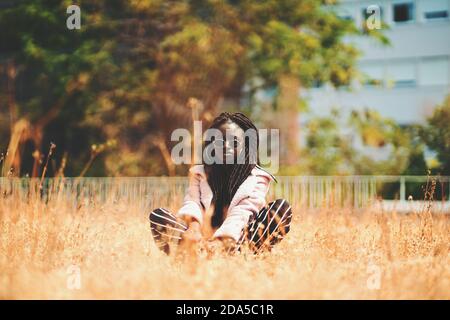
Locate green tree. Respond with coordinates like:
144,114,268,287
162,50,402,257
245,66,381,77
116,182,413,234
302,108,414,176
1,0,385,176
0,0,117,176
134,0,378,172
303,108,354,175
348,109,411,175
421,96,450,175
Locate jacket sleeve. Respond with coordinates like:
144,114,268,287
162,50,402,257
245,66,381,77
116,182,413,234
177,167,204,225
212,175,271,242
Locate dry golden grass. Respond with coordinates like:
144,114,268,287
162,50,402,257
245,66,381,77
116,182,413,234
0,186,449,300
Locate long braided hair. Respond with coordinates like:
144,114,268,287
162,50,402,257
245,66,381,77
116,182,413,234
203,112,260,228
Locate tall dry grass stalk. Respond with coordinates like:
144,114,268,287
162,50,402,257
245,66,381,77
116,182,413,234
0,180,449,299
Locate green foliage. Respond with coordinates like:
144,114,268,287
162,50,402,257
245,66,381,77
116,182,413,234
0,0,117,176
304,109,352,175
301,108,418,175
421,96,450,175
0,0,384,176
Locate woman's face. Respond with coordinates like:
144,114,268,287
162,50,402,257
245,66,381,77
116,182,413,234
214,120,245,163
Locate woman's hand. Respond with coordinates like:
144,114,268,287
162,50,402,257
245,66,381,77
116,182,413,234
180,218,202,246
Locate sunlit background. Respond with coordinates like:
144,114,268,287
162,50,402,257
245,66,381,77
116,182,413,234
1,0,449,300
0,0,449,202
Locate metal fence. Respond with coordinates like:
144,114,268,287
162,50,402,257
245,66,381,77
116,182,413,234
1,176,449,211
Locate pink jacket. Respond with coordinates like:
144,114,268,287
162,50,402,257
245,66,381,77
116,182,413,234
177,164,276,242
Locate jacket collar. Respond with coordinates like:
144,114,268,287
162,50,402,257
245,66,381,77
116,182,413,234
190,164,277,183
190,164,276,211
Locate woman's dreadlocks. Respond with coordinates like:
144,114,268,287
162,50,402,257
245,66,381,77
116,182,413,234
204,112,260,228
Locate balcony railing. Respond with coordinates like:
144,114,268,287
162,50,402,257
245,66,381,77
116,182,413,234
1,176,449,213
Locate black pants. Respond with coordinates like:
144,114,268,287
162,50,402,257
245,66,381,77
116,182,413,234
149,199,292,254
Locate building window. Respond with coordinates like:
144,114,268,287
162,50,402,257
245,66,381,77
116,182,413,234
419,57,449,86
386,62,416,87
423,0,449,20
339,15,354,21
312,79,324,88
425,11,448,18
337,8,354,22
393,2,415,22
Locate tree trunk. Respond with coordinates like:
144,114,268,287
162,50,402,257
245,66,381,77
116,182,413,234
30,125,44,178
276,74,301,167
3,119,30,177
6,61,17,135
154,136,176,176
4,74,80,177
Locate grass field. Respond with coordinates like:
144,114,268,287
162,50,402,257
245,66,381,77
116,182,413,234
0,184,449,299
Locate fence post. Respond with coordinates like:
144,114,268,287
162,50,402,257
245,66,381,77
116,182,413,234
447,178,450,202
400,176,406,201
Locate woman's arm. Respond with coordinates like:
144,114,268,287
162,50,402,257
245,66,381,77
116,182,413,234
212,175,271,242
177,166,204,225
177,166,205,244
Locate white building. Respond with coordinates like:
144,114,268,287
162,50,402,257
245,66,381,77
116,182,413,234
303,0,450,125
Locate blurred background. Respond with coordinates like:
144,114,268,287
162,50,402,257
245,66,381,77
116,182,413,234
0,0,449,190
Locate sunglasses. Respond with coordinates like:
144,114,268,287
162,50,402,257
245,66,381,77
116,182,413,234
209,137,242,149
